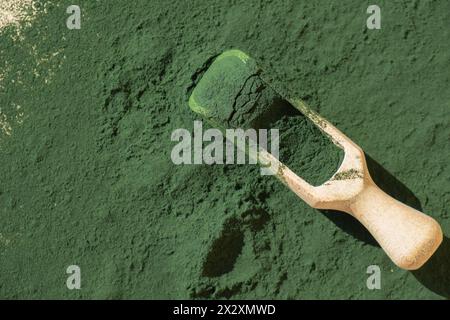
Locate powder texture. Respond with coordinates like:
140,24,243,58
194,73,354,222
0,0,449,299
190,52,269,129
274,115,343,185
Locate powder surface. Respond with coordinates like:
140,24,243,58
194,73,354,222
190,51,269,129
0,0,449,300
191,51,343,185
274,115,343,185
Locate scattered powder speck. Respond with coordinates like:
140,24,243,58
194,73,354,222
0,0,37,32
0,110,13,136
0,2,63,140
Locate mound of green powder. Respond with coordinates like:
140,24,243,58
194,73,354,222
190,50,343,185
189,50,270,129
273,114,344,185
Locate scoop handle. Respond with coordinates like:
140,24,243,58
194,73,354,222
348,183,443,270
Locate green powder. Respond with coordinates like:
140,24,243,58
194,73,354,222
190,50,343,185
0,0,449,300
189,50,268,129
273,115,343,185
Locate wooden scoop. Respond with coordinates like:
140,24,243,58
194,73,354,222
189,49,443,270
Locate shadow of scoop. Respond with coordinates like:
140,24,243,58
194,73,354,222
413,236,450,299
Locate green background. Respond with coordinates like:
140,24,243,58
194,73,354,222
0,0,449,299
